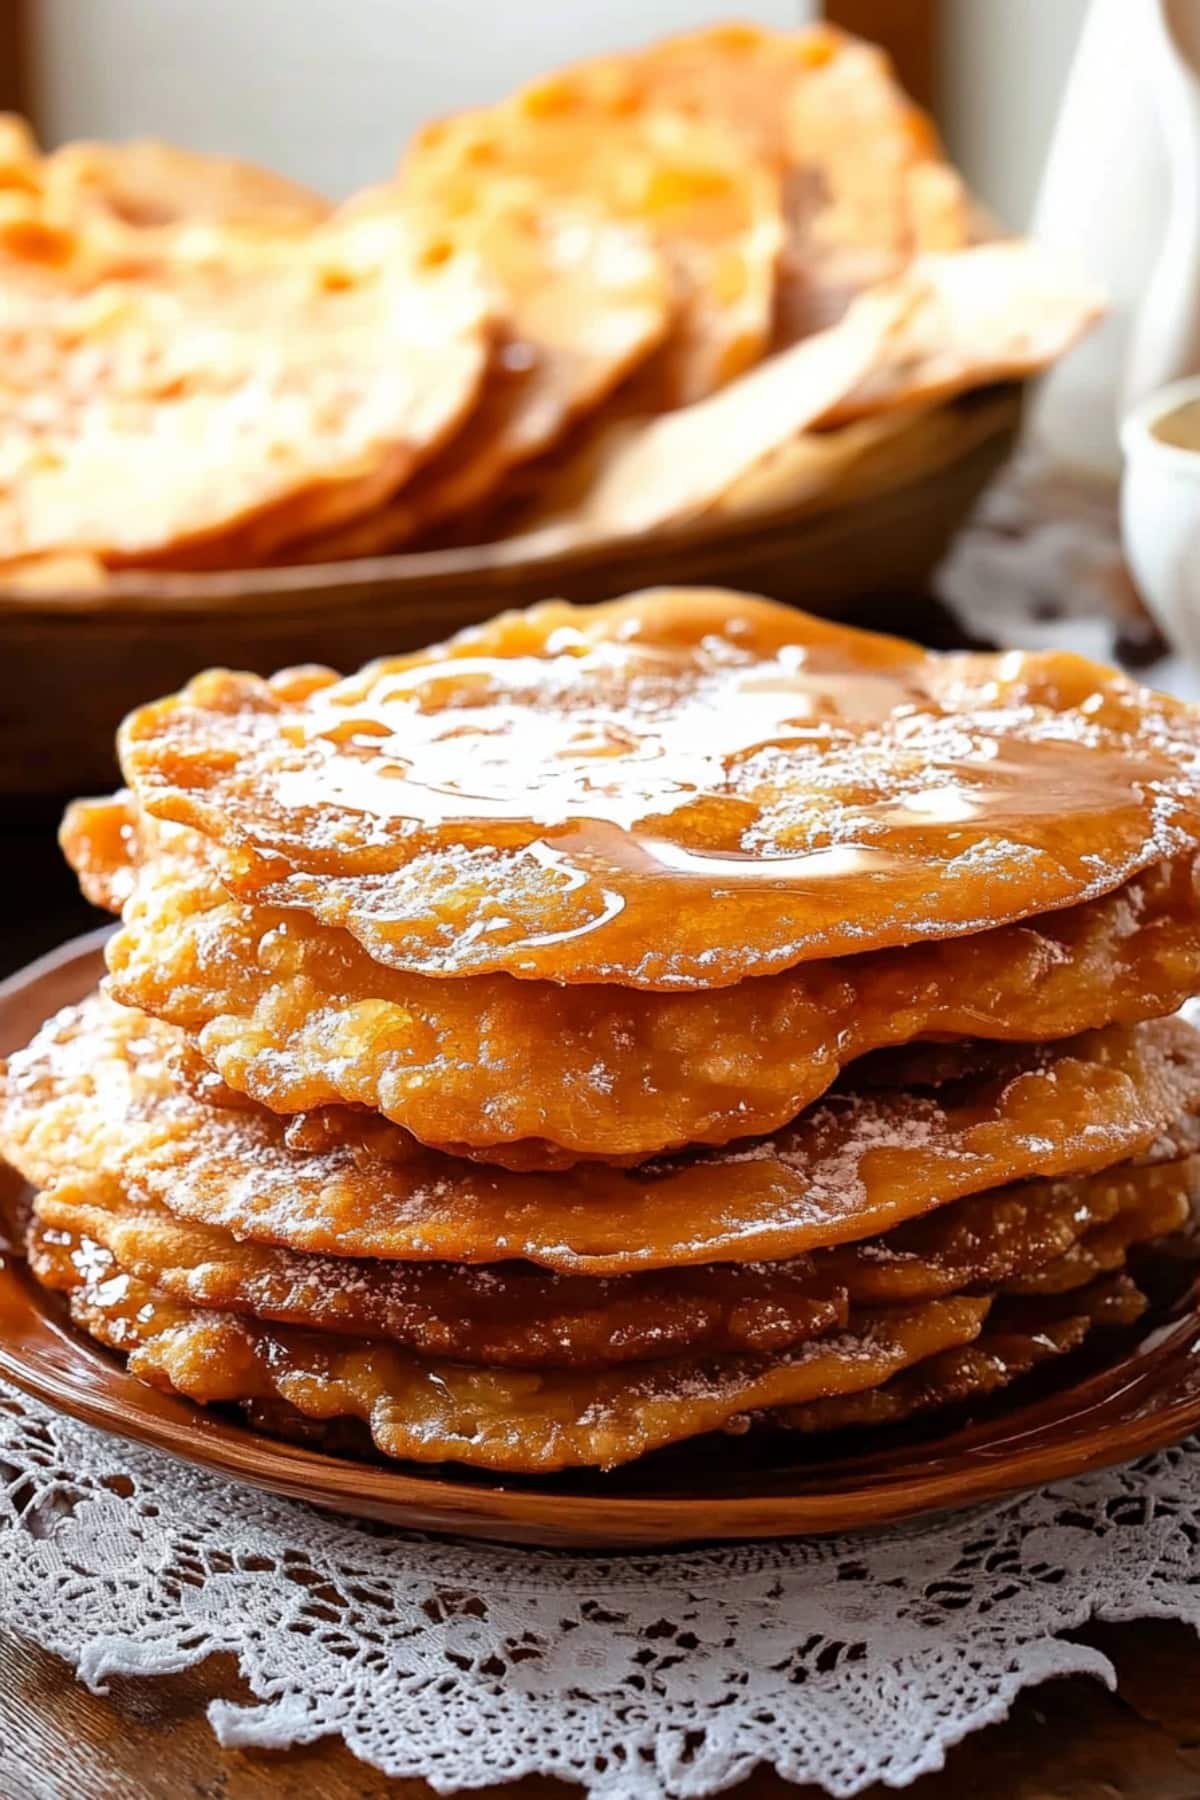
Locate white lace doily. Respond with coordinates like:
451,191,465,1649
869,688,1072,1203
2,1376,1199,1798
4,463,1199,1797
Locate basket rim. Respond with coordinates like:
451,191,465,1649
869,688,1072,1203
0,384,1023,622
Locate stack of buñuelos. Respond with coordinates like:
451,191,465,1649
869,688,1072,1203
4,588,1200,1473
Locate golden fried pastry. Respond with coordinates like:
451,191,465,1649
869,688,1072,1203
820,1153,1200,1304
0,125,329,304
6,992,1200,1276
516,247,1096,543
612,21,970,339
1002,1165,1196,1295
496,391,939,555
507,287,907,542
0,115,327,237
708,399,956,525
778,1274,1148,1434
0,207,493,571
826,244,1101,425
0,551,110,594
9,582,1200,1476
28,1219,989,1471
401,77,784,406
0,25,1103,588
35,137,329,234
11,586,1200,1478
117,592,1200,988
284,195,672,559
31,1176,844,1366
67,794,1200,1164
29,1140,1192,1369
385,28,1088,556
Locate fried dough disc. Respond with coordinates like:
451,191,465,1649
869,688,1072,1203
400,77,783,406
0,116,327,233
0,126,328,299
505,392,935,551
284,194,672,559
778,1274,1148,1434
29,1146,1191,1369
1002,1167,1196,1295
34,137,329,235
0,125,326,250
6,994,1200,1274
27,1222,989,1471
508,287,907,543
820,1153,1200,1304
31,1178,846,1366
825,244,1101,426
708,399,954,526
117,591,1200,989
649,29,1096,399
71,796,1200,1164
609,22,970,340
0,550,109,594
511,248,1096,545
0,208,493,571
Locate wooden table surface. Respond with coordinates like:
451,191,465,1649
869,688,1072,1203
2,556,1195,1800
5,1617,1200,1800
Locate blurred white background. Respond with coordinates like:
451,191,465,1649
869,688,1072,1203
28,0,1088,228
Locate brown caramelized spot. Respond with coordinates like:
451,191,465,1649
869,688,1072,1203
117,592,1200,989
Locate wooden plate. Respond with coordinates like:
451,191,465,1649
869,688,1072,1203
7,927,1197,1550
0,386,1020,796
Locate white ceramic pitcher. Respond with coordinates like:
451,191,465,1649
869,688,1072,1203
1030,0,1200,478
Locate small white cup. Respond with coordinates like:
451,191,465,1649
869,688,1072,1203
1121,374,1200,662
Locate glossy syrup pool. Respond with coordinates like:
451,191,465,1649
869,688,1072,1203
130,595,1200,985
